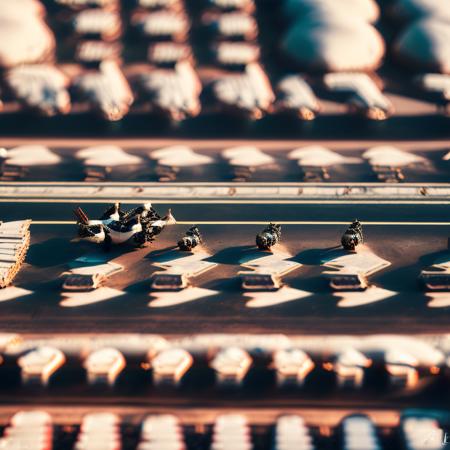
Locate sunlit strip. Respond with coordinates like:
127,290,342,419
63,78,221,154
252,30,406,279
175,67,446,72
1,199,450,205
31,220,450,226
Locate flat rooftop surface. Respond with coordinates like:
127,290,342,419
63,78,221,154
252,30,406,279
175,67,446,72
1,198,449,335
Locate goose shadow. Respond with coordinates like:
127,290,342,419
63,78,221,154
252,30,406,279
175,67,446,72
375,248,450,296
145,245,185,263
27,238,85,268
294,245,342,266
418,249,450,269
205,245,260,266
